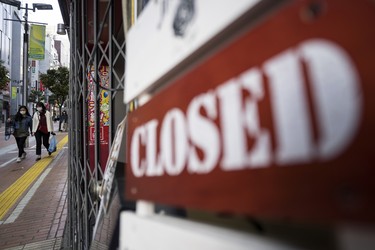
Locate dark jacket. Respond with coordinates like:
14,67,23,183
12,116,32,137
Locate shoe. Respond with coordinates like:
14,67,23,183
48,151,52,156
36,155,41,161
21,152,27,159
16,157,21,163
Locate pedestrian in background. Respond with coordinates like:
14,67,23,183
32,102,56,161
59,110,68,132
8,106,33,163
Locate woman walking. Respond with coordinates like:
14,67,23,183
32,102,56,161
9,106,32,163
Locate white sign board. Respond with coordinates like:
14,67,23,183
120,211,300,250
124,0,261,103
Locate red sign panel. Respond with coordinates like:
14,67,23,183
125,0,375,223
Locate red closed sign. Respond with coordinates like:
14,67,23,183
125,0,375,222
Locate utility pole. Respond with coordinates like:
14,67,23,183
22,3,29,106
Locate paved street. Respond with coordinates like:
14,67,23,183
0,122,69,250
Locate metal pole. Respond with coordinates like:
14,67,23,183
22,4,29,148
22,4,29,106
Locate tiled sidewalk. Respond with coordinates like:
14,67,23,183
0,137,68,250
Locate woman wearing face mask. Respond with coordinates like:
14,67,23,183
32,102,56,161
8,106,33,163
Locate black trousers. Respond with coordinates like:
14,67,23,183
15,136,27,157
35,131,50,155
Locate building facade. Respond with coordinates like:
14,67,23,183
1,3,22,119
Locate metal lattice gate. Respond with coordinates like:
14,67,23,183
64,0,126,249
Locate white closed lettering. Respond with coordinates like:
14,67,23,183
297,40,361,159
129,39,362,177
130,125,147,177
187,92,220,174
264,49,315,164
161,109,188,175
145,120,163,176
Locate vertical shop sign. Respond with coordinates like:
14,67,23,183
88,66,110,170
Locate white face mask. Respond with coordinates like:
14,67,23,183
37,107,43,112
20,111,26,115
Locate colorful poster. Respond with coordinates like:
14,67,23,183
99,67,110,128
88,65,110,171
29,25,46,60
